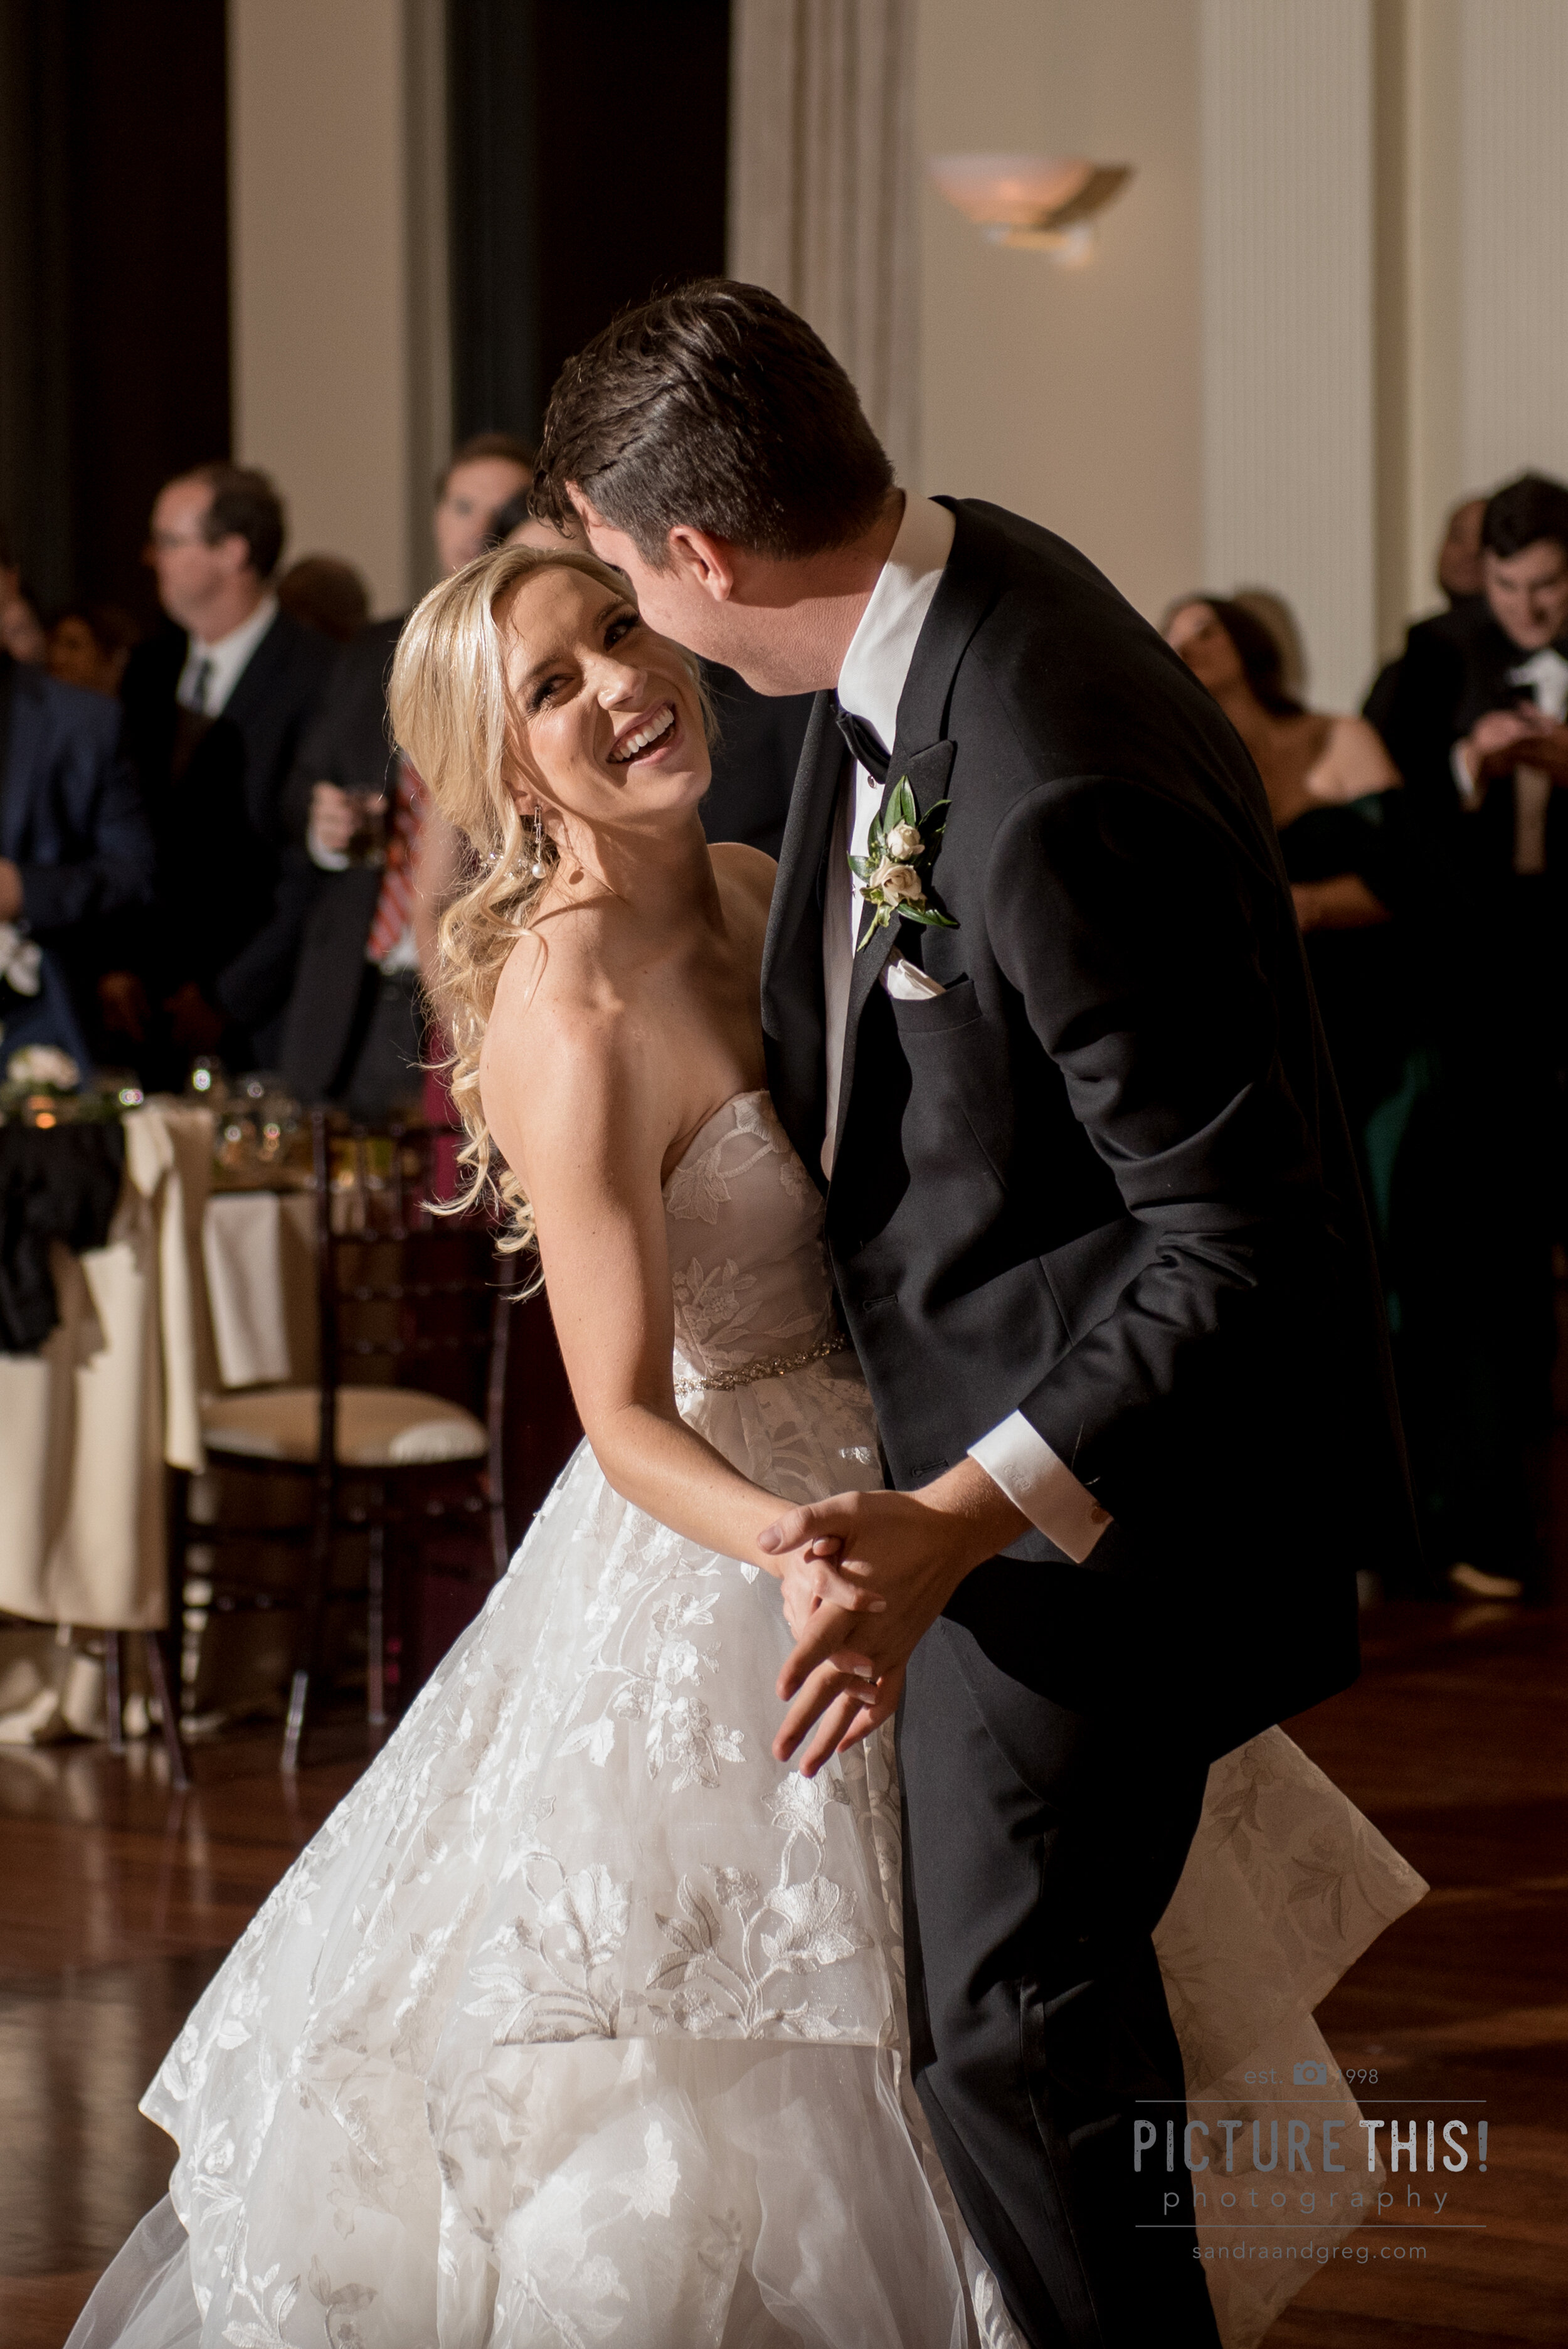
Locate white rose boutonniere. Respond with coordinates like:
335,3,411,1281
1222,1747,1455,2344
850,778,958,948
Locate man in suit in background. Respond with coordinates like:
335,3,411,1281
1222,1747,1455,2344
0,647,154,1069
1363,491,1488,754
1372,474,1568,1549
105,463,333,1088
277,433,535,1116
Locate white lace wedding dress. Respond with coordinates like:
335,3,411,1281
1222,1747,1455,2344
71,1092,1424,2349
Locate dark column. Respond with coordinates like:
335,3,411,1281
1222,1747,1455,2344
445,0,731,449
0,0,230,626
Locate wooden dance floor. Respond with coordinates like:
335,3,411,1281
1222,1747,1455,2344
2,1601,1564,2346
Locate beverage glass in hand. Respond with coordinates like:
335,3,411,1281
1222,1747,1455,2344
345,788,389,867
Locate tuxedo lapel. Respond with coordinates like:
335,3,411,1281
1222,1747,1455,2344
761,689,847,1181
827,737,958,1172
824,504,996,1177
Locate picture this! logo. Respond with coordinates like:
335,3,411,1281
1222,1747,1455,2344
1293,2060,1329,2087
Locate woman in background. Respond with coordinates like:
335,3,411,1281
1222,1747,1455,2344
1165,593,1529,1602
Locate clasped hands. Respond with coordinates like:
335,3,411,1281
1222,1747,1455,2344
756,1461,1027,1778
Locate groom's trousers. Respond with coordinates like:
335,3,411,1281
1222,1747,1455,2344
898,1559,1225,2349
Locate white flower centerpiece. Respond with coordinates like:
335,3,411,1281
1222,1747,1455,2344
849,777,957,948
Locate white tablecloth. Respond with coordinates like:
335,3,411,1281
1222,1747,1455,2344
0,1111,319,1637
0,1104,216,1632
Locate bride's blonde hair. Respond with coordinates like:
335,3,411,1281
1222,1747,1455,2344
388,541,705,1258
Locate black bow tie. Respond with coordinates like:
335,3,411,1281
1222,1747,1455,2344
834,701,891,786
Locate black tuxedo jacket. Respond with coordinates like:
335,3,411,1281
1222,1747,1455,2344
119,612,334,1026
279,612,406,845
763,501,1415,1741
273,616,423,1098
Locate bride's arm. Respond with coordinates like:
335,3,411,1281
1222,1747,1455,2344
485,997,836,1589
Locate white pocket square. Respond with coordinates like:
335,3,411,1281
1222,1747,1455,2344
884,953,947,1000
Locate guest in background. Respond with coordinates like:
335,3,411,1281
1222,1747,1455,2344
1167,589,1530,1600
431,432,537,573
1163,600,1406,1149
0,541,46,666
1374,476,1568,1576
1364,492,1489,751
0,644,154,1069
275,554,371,645
104,462,334,1089
45,605,139,697
274,437,533,1117
1230,586,1309,701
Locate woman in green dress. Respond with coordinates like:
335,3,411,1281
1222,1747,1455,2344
1164,594,1530,1599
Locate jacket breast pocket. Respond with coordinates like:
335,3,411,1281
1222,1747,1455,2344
887,973,983,1039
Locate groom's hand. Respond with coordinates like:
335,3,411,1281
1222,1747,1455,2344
760,1461,1027,1770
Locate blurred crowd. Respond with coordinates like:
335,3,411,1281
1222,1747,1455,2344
3,448,1566,1600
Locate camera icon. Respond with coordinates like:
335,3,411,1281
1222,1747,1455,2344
1293,2060,1328,2087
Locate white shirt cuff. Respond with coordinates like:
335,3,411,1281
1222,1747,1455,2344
968,1411,1114,1563
1450,739,1481,807
307,823,350,872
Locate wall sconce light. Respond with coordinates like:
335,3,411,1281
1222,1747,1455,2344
928,154,1133,267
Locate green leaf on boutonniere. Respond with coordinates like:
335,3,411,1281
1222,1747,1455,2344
898,904,959,930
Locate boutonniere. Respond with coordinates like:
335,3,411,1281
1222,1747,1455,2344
849,776,958,949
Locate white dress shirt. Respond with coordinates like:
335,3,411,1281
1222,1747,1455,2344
176,593,278,717
1508,647,1568,876
1451,643,1568,875
827,496,1111,1562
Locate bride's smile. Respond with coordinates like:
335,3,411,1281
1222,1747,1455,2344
608,699,677,761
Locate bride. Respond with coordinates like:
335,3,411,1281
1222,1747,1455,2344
72,544,1422,2349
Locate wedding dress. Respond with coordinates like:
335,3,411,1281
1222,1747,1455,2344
71,1091,1424,2349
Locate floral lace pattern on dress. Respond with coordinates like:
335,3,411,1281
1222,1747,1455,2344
112,1093,1424,2349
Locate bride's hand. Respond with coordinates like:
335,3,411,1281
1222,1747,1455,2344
775,1534,886,1640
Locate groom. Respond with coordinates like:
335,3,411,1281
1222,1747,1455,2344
534,282,1415,2348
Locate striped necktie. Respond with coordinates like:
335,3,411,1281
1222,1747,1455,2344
365,760,426,965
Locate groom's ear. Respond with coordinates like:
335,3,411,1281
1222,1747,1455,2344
665,526,738,603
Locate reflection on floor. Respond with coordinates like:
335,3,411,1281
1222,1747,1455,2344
1,1608,1564,2346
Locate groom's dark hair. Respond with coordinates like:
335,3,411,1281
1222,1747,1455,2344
532,280,894,566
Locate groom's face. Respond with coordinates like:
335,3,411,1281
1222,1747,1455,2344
570,496,726,655
570,492,846,699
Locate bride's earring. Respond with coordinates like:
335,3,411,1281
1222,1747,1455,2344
529,807,545,879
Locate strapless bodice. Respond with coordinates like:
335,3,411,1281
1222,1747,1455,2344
662,1090,837,1390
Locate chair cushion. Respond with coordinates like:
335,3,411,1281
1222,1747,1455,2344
202,1385,489,1468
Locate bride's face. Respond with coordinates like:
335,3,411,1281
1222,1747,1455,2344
499,564,709,838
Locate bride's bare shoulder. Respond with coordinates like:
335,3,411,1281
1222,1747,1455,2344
709,840,778,911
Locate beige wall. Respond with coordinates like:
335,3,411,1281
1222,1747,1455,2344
1200,0,1375,708
916,0,1202,628
228,0,448,615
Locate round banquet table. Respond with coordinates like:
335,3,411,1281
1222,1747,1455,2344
0,1105,319,1742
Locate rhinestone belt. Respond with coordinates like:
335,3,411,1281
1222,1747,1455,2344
673,1330,849,1399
